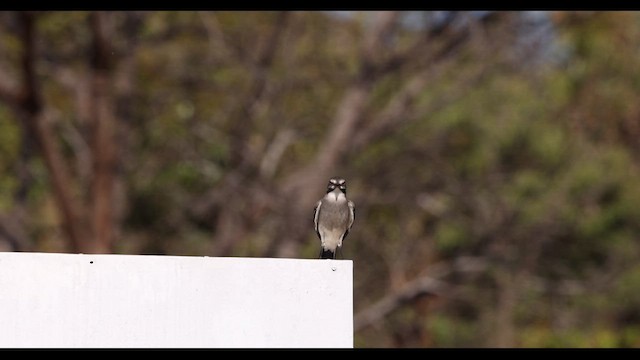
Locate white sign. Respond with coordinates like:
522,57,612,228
0,252,353,348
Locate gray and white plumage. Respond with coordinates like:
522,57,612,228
313,177,355,259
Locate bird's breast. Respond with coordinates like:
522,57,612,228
325,191,347,203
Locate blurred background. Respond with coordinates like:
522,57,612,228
1,11,640,347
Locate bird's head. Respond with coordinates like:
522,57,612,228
327,177,347,194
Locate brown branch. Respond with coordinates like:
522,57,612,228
15,12,90,253
0,70,20,105
304,12,398,179
0,210,30,251
50,67,93,185
361,11,401,72
228,11,291,170
350,11,505,154
352,61,488,152
372,12,463,78
355,273,448,332
311,83,370,182
259,128,297,179
268,76,370,258
209,12,292,257
266,12,401,258
286,11,401,206
88,11,116,253
354,256,487,332
32,112,91,252
198,12,234,61
351,67,434,151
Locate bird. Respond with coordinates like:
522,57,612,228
313,177,355,259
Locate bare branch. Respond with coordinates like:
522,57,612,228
354,256,486,331
361,11,401,63
355,275,448,332
352,67,434,151
89,11,117,253
57,110,92,182
198,12,234,61
0,68,20,105
267,12,403,258
0,210,30,251
228,11,291,170
352,60,488,152
32,112,90,252
49,68,93,184
373,12,464,77
313,84,370,179
210,12,292,257
286,11,401,202
259,128,297,179
16,12,90,253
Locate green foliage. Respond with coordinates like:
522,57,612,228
434,221,469,255
0,108,20,211
427,313,479,347
4,10,640,348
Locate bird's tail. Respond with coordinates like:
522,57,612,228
320,248,336,259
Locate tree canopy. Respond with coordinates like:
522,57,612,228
1,11,640,347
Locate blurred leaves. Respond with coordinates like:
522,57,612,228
1,11,640,347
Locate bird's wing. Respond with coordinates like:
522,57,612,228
313,200,322,238
341,200,356,243
348,200,355,230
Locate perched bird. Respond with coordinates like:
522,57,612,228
313,177,355,259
